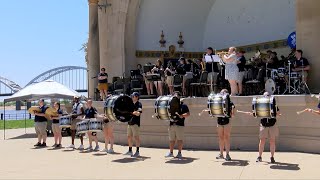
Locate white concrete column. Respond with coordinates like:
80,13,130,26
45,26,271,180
98,0,109,74
296,0,320,92
88,0,100,98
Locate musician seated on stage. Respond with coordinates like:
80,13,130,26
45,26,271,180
84,99,100,151
33,99,49,147
292,49,310,82
165,92,190,158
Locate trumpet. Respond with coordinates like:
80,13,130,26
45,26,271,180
216,51,229,57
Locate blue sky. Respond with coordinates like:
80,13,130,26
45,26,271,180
0,0,88,87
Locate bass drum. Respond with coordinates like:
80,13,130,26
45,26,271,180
154,96,180,121
265,79,276,95
252,96,277,118
104,95,135,122
208,93,231,118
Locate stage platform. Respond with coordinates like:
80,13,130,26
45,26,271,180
93,95,320,153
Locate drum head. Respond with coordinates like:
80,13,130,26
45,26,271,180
265,79,276,95
169,97,180,118
114,95,134,122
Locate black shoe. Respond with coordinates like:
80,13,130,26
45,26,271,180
41,143,47,147
55,144,62,148
270,157,276,164
34,142,42,147
256,156,262,162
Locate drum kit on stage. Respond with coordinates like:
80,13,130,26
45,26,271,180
263,65,309,95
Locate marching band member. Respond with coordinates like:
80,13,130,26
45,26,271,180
33,99,49,147
165,92,190,158
102,95,115,153
243,92,280,163
222,47,240,96
84,99,100,151
68,96,85,150
216,89,235,161
124,92,143,157
50,102,63,148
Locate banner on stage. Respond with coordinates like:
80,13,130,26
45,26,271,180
287,31,296,49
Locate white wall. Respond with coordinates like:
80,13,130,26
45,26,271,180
136,0,295,51
203,0,296,49
136,0,215,52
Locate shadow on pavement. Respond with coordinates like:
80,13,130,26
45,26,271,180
47,147,64,151
9,133,36,140
112,156,151,163
165,157,199,164
270,162,300,171
222,159,250,167
92,152,108,156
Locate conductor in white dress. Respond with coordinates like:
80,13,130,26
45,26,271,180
222,47,240,96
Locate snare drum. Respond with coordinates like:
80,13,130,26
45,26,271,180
207,93,231,118
88,119,103,132
252,96,277,118
277,68,286,78
154,96,180,121
76,119,89,134
290,72,300,79
59,115,72,128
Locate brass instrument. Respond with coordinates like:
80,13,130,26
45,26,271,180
216,51,229,58
255,50,269,60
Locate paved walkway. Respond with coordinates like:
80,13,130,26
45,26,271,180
0,128,318,179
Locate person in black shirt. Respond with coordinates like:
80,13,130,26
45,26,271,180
165,92,190,159
216,89,235,161
98,67,108,100
236,51,246,95
124,92,142,157
34,99,49,147
84,99,100,151
204,47,219,85
151,59,164,96
249,92,281,164
50,102,64,148
292,49,310,82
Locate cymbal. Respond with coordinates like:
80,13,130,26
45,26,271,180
45,107,58,117
28,106,41,114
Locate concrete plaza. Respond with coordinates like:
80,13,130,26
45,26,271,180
0,128,318,179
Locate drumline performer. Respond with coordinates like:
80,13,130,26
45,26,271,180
165,92,190,158
83,99,100,151
50,102,63,148
102,94,115,153
124,92,143,157
241,92,280,163
33,99,49,147
216,89,235,161
68,96,85,150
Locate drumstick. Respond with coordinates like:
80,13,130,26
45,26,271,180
236,110,252,115
198,109,210,116
297,109,307,115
